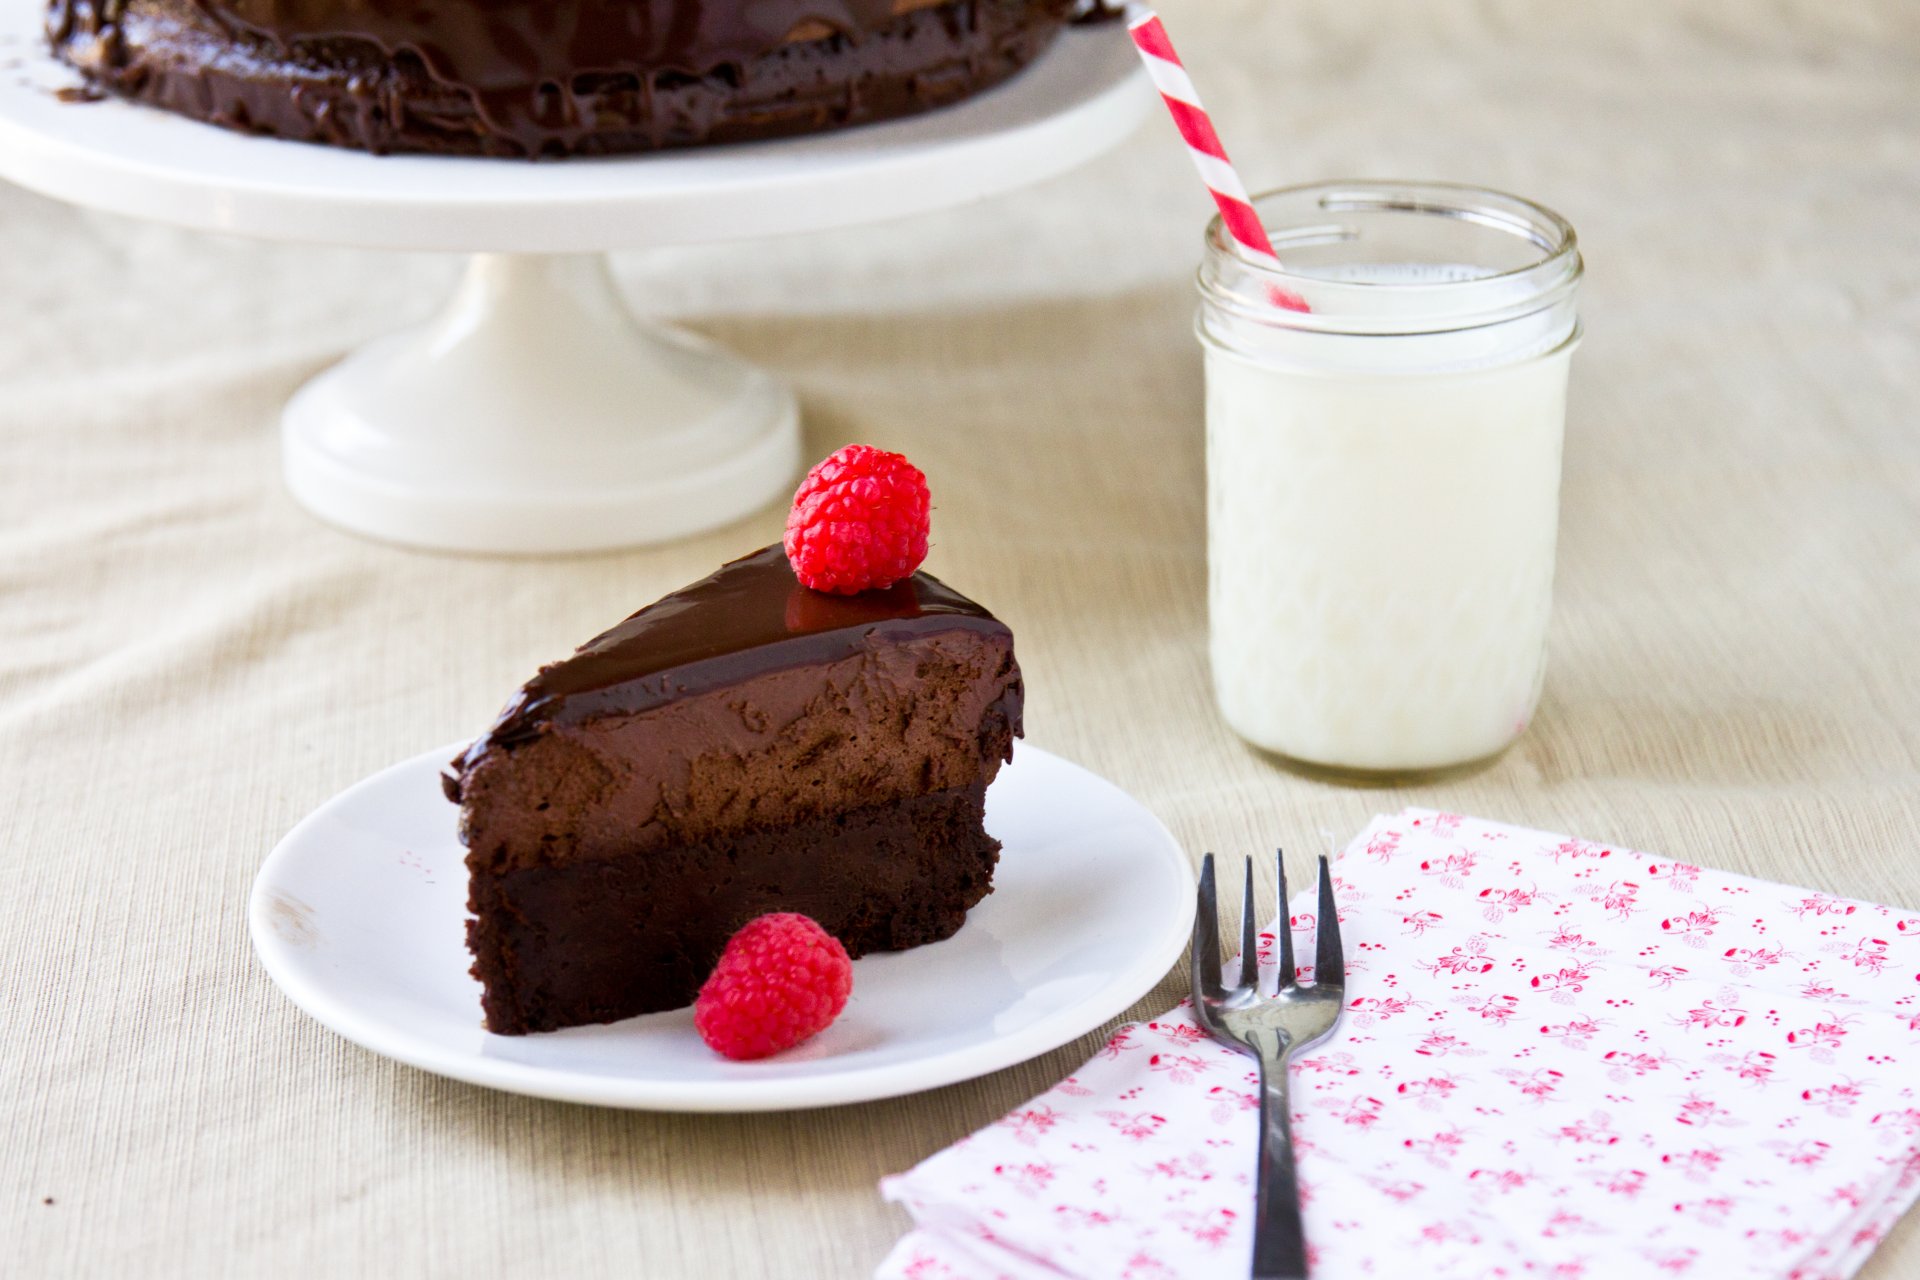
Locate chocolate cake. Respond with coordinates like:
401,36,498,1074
444,545,1022,1035
46,0,1078,158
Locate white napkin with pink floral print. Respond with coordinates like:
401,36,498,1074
877,810,1920,1280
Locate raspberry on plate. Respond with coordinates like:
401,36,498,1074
784,444,931,594
694,913,854,1061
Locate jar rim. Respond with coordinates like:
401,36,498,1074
1199,179,1583,338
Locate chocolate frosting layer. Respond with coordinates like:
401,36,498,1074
468,544,1017,757
187,0,899,138
196,0,899,75
47,0,1073,156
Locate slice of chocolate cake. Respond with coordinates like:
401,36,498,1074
445,545,1022,1035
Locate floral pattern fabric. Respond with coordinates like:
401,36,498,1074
878,810,1920,1279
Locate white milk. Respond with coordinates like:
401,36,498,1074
1196,185,1583,777
1205,340,1573,772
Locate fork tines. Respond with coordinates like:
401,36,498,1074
1314,852,1344,987
1193,850,1345,995
1192,854,1224,1000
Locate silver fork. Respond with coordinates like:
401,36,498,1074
1191,851,1347,1280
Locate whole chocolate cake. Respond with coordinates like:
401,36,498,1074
45,0,1077,157
444,545,1022,1035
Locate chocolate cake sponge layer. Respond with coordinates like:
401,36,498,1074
48,0,1072,157
469,781,999,1034
456,628,1017,876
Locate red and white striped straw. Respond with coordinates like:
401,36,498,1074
1127,8,1307,311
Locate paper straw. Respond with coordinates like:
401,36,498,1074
1127,8,1308,312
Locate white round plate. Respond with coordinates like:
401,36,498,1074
0,17,1150,251
250,742,1193,1111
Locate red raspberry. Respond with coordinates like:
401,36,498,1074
694,913,853,1061
784,444,931,594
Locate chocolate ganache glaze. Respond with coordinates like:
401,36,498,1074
455,543,1021,768
47,0,1078,156
198,0,901,81
183,0,902,137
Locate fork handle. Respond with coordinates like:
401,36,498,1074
1252,1051,1309,1280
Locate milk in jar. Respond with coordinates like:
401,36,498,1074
1196,183,1584,778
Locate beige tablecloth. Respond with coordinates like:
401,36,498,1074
5,1,1919,1275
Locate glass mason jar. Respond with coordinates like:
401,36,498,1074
1196,181,1583,781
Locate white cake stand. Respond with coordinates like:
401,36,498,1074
0,17,1148,552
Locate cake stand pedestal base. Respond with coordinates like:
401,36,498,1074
280,253,800,554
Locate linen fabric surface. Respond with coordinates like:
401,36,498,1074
4,0,1920,1276
879,810,1920,1279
